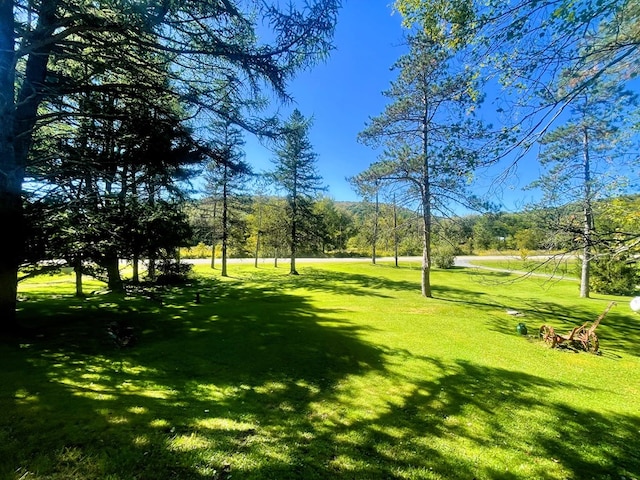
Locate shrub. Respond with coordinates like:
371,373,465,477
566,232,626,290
155,250,193,285
590,253,639,296
433,244,456,269
181,243,211,259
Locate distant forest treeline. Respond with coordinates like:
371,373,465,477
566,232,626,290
185,193,640,260
184,192,640,295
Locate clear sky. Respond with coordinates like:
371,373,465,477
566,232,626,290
240,2,560,212
243,2,407,201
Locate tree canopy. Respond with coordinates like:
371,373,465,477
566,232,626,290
355,32,495,296
393,0,639,158
0,0,341,329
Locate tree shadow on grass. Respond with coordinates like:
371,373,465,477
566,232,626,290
1,279,388,479
236,353,639,479
237,265,422,299
428,269,640,358
3,274,639,479
271,355,640,480
479,297,640,357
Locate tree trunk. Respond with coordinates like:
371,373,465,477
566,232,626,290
290,202,298,275
221,173,228,277
210,200,218,269
290,239,298,275
393,196,398,267
421,92,432,298
132,254,139,284
0,0,18,328
372,187,379,265
148,254,156,280
0,0,59,330
254,231,261,268
221,242,228,276
580,125,593,298
74,260,84,297
105,256,123,292
421,206,432,298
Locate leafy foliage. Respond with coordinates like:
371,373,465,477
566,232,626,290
590,252,640,296
432,243,456,268
393,0,639,175
1,0,342,325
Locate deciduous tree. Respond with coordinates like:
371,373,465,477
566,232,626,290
394,0,639,168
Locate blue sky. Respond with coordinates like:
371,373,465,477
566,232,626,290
241,2,553,212
244,2,407,201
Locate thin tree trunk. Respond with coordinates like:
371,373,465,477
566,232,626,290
421,92,432,298
210,200,218,269
393,195,398,267
372,186,379,265
254,202,262,268
580,124,593,298
290,224,298,275
290,193,298,275
221,171,228,277
221,241,227,275
421,201,432,298
254,231,261,268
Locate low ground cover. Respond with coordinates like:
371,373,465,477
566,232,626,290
2,261,639,479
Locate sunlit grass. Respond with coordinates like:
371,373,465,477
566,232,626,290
1,260,639,479
468,256,579,278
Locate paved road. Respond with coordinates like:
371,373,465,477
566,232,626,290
184,256,421,265
186,254,559,268
184,254,579,281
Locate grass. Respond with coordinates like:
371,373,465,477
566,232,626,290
468,256,579,278
2,261,639,479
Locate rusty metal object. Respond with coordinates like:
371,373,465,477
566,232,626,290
539,301,616,353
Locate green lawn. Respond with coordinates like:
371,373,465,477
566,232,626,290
2,261,639,479
467,256,579,278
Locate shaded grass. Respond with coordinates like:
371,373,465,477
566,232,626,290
1,261,639,479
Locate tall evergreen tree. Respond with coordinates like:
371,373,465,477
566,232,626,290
0,0,340,330
271,109,325,275
356,33,495,297
529,77,639,298
204,120,251,277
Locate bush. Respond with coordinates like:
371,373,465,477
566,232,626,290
155,262,193,285
181,243,211,259
433,245,456,269
590,253,639,296
154,250,193,285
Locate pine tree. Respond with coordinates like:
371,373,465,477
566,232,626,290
271,110,325,275
356,33,494,297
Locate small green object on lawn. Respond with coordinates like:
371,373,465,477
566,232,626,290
516,322,528,335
